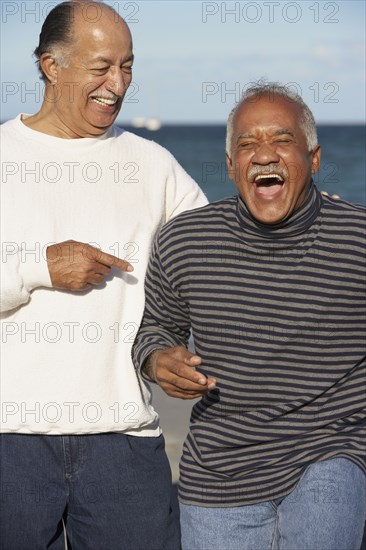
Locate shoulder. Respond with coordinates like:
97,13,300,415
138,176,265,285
151,197,238,268
110,127,177,162
158,196,238,241
164,196,236,225
321,193,366,220
320,194,366,247
1,116,20,135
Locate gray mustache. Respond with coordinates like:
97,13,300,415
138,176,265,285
247,164,288,182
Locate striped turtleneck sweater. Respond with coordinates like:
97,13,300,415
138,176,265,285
132,184,366,507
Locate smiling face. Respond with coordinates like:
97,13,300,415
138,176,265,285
41,6,133,138
226,95,321,225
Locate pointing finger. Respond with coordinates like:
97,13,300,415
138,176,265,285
94,249,134,272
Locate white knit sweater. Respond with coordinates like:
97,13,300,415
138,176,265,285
0,115,207,435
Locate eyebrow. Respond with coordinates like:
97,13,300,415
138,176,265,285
236,129,295,144
236,133,255,142
273,129,295,137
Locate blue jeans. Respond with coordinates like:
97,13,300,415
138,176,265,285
0,433,180,550
180,458,366,550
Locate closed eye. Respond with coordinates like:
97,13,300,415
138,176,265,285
238,142,256,149
274,138,292,144
91,67,110,74
122,64,133,73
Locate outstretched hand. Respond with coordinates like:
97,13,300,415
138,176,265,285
46,240,133,291
144,346,217,399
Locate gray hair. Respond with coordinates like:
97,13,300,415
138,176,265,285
225,80,318,157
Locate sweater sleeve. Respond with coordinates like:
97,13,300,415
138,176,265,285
132,234,191,370
0,243,53,312
165,153,207,222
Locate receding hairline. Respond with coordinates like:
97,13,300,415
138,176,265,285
33,1,132,83
67,0,124,18
61,1,132,59
70,1,131,35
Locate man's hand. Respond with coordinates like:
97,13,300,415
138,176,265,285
46,240,133,291
144,346,217,399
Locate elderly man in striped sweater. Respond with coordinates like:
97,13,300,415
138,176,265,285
133,81,366,550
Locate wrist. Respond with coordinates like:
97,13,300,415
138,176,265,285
142,349,164,382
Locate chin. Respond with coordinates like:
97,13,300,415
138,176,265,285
87,108,119,128
251,205,290,225
89,118,117,133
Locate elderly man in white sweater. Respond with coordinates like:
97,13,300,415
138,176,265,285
0,1,207,549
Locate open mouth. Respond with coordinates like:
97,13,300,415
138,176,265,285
254,173,285,186
253,173,285,199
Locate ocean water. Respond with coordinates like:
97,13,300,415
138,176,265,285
123,124,366,206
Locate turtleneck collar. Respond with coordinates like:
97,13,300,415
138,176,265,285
236,182,323,244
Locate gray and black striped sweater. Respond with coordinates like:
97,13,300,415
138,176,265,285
133,184,366,507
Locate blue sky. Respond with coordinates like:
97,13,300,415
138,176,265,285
1,0,365,123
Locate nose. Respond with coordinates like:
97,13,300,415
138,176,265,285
252,142,280,165
107,67,129,96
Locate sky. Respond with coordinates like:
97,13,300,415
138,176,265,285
1,0,365,124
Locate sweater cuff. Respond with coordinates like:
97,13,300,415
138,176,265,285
132,335,186,380
133,341,167,374
140,348,167,384
19,253,53,292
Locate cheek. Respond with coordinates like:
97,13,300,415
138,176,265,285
230,156,251,183
125,73,133,85
281,153,311,183
79,78,105,100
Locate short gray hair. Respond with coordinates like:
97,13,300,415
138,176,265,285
225,80,318,157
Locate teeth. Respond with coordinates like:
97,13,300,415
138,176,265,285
92,97,116,106
254,174,283,182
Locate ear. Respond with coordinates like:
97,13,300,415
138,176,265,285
311,145,321,174
39,52,60,84
226,153,235,181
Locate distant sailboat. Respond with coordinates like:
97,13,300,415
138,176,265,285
145,118,161,131
131,117,146,128
131,117,162,131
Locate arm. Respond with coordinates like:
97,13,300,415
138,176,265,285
0,242,52,312
1,240,133,313
132,235,216,399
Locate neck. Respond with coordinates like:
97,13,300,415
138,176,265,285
22,95,109,139
237,182,322,243
22,111,76,139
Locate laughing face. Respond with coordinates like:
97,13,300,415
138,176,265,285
42,6,133,138
226,95,321,225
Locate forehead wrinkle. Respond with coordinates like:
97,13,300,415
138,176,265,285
89,53,134,63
